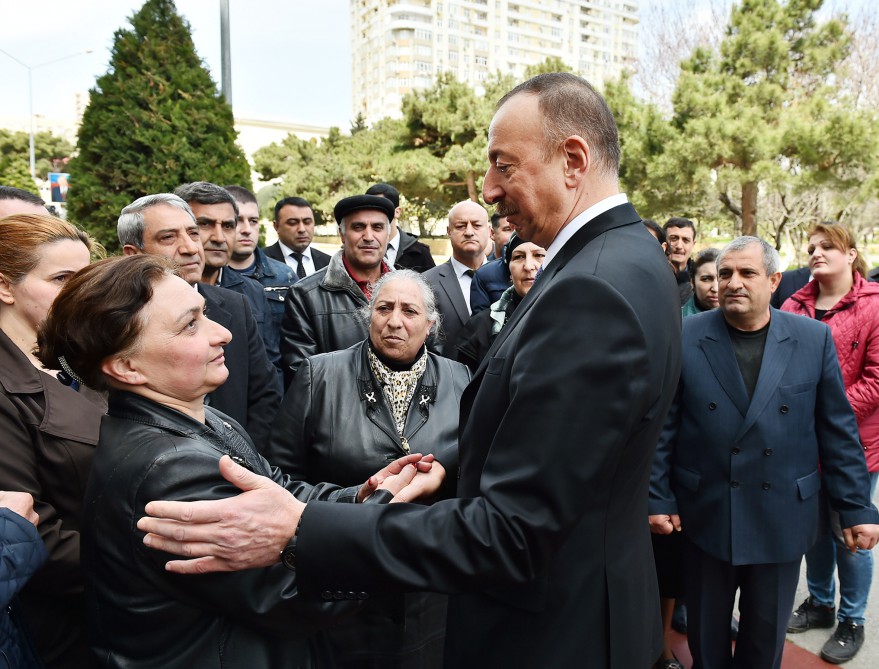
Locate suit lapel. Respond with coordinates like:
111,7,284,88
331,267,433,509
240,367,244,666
699,313,750,418
439,261,470,326
471,203,642,380
734,315,795,441
199,284,232,327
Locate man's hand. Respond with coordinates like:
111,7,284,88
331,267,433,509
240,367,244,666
0,491,39,526
648,514,681,535
358,453,435,502
392,459,446,503
842,524,879,552
137,455,303,574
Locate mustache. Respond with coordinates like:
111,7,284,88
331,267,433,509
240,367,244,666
495,202,517,218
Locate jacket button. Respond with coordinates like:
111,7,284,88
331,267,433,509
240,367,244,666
731,447,740,455
731,480,740,488
762,482,771,490
708,402,717,410
321,591,333,601
764,448,773,456
780,405,789,414
333,591,345,600
357,592,370,600
346,591,357,600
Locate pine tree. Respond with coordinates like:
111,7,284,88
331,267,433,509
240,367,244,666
68,0,251,251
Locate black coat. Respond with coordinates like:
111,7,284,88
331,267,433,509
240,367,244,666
293,203,681,668
199,284,281,449
83,392,366,669
280,252,371,388
423,261,470,359
267,340,470,666
394,230,436,273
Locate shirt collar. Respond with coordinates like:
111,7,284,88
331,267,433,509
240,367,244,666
450,255,482,278
542,193,629,268
278,240,313,260
387,228,400,252
341,253,391,299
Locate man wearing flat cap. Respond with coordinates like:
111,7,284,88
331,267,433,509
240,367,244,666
279,194,394,388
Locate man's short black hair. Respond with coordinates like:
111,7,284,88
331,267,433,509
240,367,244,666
642,219,666,245
224,185,257,206
0,185,45,207
273,197,313,222
366,183,400,209
174,182,239,217
663,217,696,235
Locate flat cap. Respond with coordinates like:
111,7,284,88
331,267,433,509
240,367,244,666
333,194,396,225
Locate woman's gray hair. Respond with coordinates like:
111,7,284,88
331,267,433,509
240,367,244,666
359,269,442,335
117,193,195,249
717,236,780,275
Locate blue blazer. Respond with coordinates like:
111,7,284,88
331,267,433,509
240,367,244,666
651,307,879,565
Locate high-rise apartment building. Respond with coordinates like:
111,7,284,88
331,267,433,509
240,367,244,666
351,0,639,123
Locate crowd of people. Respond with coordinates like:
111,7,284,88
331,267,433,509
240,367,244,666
1,71,878,669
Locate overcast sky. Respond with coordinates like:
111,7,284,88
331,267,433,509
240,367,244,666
0,0,868,131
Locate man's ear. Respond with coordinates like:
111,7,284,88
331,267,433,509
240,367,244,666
101,356,147,386
768,271,783,293
0,271,15,305
561,135,590,187
122,245,143,257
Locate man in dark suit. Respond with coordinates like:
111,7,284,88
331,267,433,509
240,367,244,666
118,193,281,448
424,200,490,357
770,265,811,308
366,183,436,272
650,236,879,669
137,73,681,669
263,197,331,279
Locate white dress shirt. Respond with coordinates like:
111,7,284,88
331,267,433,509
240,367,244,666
450,256,484,315
278,240,317,277
385,228,400,268
542,193,629,269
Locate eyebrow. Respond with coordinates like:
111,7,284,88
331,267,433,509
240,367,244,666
173,304,203,326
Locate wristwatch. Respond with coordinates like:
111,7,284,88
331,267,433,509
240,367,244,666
281,536,297,570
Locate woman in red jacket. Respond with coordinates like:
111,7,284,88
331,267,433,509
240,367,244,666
782,222,879,664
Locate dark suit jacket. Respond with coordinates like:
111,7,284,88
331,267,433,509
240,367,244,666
650,308,879,565
295,203,682,668
263,242,331,275
770,266,811,309
394,230,435,273
424,260,471,358
199,284,281,449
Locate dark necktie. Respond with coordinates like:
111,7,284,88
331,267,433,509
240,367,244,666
464,269,475,278
292,251,306,280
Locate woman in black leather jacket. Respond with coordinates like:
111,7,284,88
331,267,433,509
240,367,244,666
35,255,434,669
268,269,471,668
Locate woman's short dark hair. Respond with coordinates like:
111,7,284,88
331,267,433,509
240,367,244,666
37,255,179,390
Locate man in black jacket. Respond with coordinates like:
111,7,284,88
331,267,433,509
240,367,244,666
280,194,396,387
366,183,435,272
263,197,331,278
118,193,281,448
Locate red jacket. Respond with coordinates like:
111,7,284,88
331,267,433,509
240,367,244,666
782,272,879,470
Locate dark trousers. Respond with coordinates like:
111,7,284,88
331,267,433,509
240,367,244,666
684,538,800,669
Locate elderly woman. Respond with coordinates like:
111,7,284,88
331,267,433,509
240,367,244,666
456,234,545,372
36,255,436,669
0,214,104,669
267,269,471,668
782,223,879,663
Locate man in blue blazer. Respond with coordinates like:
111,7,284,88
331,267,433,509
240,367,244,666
650,236,879,669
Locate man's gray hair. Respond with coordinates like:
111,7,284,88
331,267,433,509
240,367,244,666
717,236,781,275
118,193,195,249
359,269,442,336
174,181,239,217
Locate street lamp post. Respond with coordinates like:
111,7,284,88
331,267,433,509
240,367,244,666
0,47,93,179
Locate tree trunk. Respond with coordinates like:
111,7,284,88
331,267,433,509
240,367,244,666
466,171,478,202
741,181,758,237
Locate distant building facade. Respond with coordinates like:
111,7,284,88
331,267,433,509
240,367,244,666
350,0,640,123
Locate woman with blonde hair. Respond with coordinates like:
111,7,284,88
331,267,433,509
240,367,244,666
782,222,879,664
0,213,104,668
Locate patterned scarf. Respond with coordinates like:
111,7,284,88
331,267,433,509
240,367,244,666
367,345,428,437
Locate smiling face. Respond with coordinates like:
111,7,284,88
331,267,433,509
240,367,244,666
119,274,232,409
718,243,780,330
340,208,389,274
808,232,856,283
369,278,434,364
0,238,91,342
134,204,205,285
509,242,546,298
482,93,570,249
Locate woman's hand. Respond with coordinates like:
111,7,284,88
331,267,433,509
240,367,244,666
357,453,436,503
392,459,446,504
